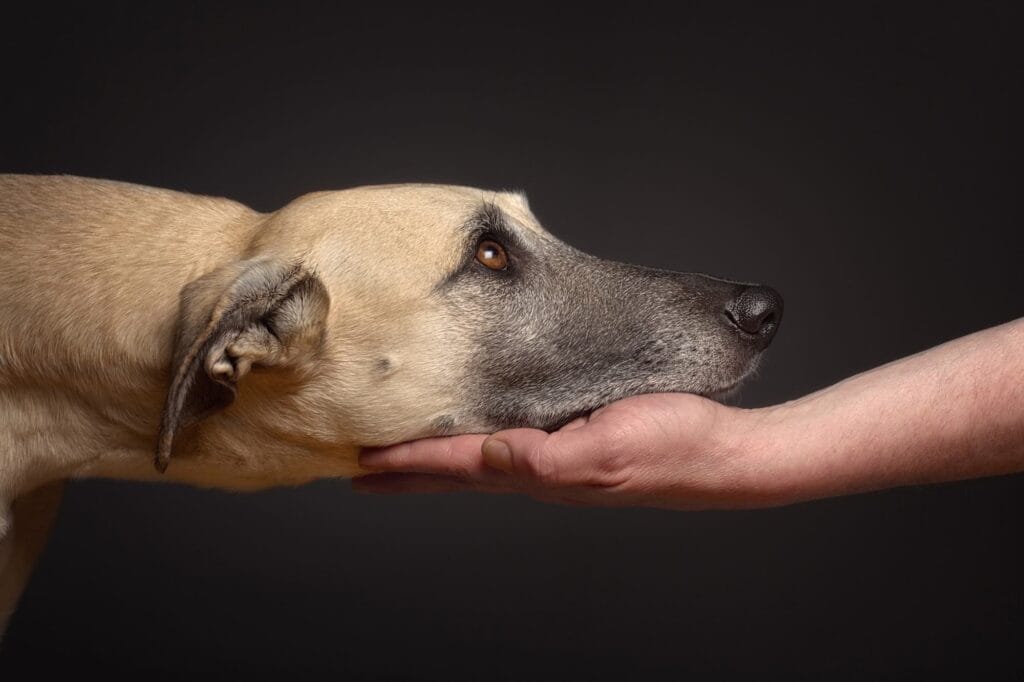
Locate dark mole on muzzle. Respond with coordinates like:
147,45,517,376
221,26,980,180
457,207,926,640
442,204,783,432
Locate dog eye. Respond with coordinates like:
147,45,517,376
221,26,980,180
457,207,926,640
476,239,508,270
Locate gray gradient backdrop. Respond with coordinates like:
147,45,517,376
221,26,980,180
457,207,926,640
1,3,1022,679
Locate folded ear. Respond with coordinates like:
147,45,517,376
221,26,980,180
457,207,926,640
154,259,330,472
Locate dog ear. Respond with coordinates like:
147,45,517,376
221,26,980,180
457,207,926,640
154,259,330,472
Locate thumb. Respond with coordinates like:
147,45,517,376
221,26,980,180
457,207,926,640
482,429,556,480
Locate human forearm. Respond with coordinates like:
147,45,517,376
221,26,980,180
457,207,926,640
356,319,1024,509
745,318,1024,505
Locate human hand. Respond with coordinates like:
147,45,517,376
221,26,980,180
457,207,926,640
355,392,778,510
356,320,1024,509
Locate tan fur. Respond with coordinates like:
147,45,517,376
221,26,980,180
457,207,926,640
0,174,540,625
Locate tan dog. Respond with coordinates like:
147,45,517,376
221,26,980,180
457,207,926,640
0,174,782,632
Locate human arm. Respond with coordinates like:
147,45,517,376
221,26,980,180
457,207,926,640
355,319,1024,509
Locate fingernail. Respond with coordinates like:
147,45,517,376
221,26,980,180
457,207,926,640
358,445,393,470
482,438,513,472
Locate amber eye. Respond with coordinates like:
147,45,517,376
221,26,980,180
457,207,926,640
476,239,508,270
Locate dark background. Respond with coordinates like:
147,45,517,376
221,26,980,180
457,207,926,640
2,2,1022,679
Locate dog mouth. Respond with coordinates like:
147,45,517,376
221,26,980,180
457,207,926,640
703,355,763,404
535,407,596,433
477,355,764,434
704,381,743,403
532,376,749,433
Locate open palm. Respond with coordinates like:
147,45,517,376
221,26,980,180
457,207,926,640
356,392,753,509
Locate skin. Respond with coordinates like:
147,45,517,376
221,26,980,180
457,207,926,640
356,318,1024,508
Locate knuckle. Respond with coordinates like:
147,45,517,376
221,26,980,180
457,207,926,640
522,443,560,485
596,449,627,477
539,435,593,486
366,443,409,470
593,427,640,486
439,441,472,478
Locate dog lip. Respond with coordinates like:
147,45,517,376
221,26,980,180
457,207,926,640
701,375,749,402
543,378,746,429
704,385,739,401
539,406,597,432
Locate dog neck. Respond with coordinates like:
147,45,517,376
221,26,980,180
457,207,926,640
2,358,366,506
1,344,362,503
0,176,362,503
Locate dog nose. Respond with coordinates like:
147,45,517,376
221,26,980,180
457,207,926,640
725,285,784,345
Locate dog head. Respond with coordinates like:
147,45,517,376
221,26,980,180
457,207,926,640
155,185,781,472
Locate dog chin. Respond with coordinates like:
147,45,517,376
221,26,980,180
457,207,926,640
703,358,762,403
535,407,595,433
703,383,743,403
475,360,763,433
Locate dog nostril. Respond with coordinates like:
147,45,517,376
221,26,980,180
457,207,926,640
725,285,784,340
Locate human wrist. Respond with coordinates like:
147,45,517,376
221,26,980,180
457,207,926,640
665,401,796,509
724,398,827,508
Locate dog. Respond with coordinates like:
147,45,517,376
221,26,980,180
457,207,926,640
0,174,782,632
